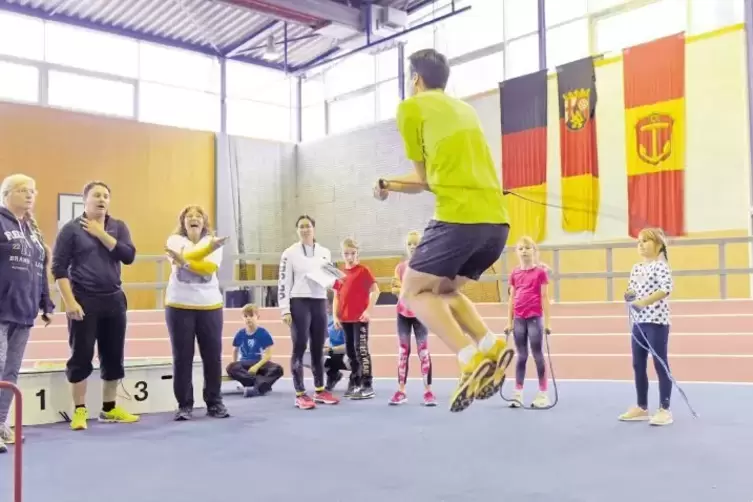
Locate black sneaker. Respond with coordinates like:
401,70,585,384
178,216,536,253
351,386,375,400
174,407,193,421
344,384,359,398
206,402,230,418
325,371,343,391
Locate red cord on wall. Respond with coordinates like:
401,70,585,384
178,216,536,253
0,382,22,502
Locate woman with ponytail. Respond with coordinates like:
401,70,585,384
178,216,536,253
0,174,55,453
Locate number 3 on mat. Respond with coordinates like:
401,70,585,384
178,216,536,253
134,381,148,402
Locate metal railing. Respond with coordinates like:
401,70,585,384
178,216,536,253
46,236,753,308
1,382,23,502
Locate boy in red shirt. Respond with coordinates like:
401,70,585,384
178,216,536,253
332,237,381,400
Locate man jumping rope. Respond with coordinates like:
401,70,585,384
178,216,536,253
373,48,512,413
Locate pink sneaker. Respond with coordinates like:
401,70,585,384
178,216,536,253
422,390,437,407
388,390,407,406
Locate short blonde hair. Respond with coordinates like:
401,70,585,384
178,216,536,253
638,227,668,260
341,237,359,250
0,174,46,251
242,303,259,317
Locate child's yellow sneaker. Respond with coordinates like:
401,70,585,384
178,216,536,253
649,408,673,426
70,407,88,431
449,352,495,413
99,406,140,424
508,388,524,408
531,391,550,408
618,406,650,422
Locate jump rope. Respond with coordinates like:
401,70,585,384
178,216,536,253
378,178,699,416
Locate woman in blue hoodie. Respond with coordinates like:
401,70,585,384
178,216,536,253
0,174,54,453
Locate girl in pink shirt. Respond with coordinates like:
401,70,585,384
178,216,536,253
506,236,551,408
389,231,436,406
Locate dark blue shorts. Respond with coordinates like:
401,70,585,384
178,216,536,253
408,220,510,281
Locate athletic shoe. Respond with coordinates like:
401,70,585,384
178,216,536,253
295,394,316,410
206,403,230,418
0,439,5,453
99,406,141,423
422,390,437,407
344,384,359,399
314,390,340,404
70,407,88,431
618,406,650,421
449,352,495,413
649,408,673,426
531,391,550,408
325,371,343,391
508,389,524,408
174,407,193,421
243,387,261,398
351,386,375,400
388,390,407,406
476,338,514,400
0,424,22,444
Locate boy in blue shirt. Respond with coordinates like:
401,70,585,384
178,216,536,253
226,303,284,397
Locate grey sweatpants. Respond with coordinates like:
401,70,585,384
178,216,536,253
0,322,31,423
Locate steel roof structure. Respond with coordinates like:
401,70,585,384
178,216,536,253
0,0,469,73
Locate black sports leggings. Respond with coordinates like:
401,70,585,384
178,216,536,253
512,316,547,389
631,322,671,410
290,298,328,394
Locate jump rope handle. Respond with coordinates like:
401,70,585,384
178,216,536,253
378,179,388,189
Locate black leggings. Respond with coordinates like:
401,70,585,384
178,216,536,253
396,314,431,386
66,291,127,384
512,316,547,389
342,321,372,388
631,322,671,409
290,298,328,393
165,306,224,409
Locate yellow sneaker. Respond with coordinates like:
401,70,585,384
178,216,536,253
618,406,650,422
649,408,673,426
99,406,140,424
449,352,495,413
508,389,524,408
476,338,514,400
70,407,89,431
531,391,550,408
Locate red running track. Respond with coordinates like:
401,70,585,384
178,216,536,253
21,300,753,382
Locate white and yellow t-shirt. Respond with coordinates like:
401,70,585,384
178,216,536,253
165,234,223,309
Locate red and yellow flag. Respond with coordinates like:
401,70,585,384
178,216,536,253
623,33,686,237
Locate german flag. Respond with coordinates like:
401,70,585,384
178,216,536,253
557,56,599,233
499,69,548,244
623,33,686,237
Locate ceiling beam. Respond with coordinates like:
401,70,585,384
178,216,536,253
223,19,278,57
232,0,363,31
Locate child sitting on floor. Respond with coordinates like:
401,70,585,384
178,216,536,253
226,303,284,398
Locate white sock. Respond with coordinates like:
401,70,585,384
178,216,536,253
457,345,479,365
478,332,499,353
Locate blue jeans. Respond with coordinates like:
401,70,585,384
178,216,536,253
631,322,671,409
0,322,31,423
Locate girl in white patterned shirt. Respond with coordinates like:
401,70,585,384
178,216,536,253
619,228,674,426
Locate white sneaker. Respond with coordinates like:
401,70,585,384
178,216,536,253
509,389,524,408
0,423,22,444
0,438,6,453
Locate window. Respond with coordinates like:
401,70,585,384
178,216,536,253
45,23,139,78
443,0,504,58
0,12,44,61
588,0,630,13
504,0,538,40
403,25,439,59
546,19,589,69
377,79,400,120
325,52,376,98
48,71,134,118
302,75,325,106
139,43,221,93
376,47,399,81
225,61,292,107
302,104,326,142
0,61,39,104
505,34,539,79
226,98,291,142
448,51,505,98
595,0,686,55
139,82,220,131
546,0,588,26
688,0,744,35
328,91,376,134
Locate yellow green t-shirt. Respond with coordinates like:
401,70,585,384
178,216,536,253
396,90,509,225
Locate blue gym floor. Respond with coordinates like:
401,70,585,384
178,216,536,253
2,379,752,502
